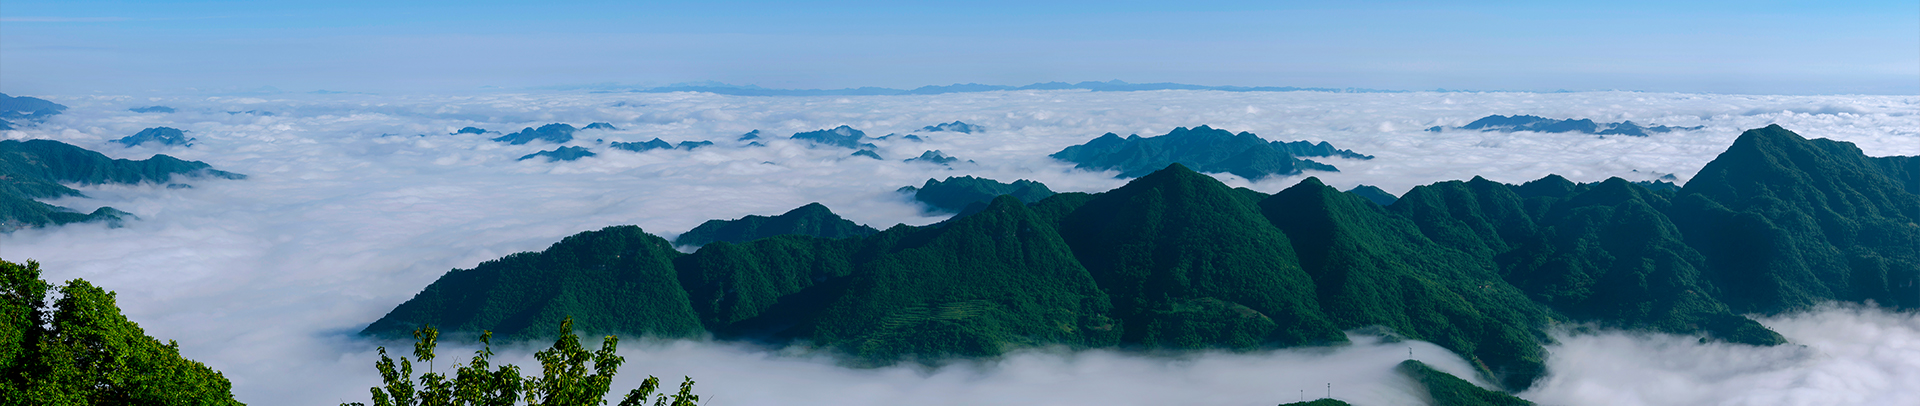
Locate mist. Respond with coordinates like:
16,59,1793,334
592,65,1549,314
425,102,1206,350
1,90,1914,405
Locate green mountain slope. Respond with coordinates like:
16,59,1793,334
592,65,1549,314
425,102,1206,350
367,125,1916,394
1396,360,1532,406
673,202,880,247
1059,164,1343,348
804,196,1119,361
363,226,702,340
1670,125,1919,313
1263,177,1549,389
1049,125,1341,179
0,139,244,230
898,176,1056,213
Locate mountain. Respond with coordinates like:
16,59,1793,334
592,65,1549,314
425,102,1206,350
517,146,596,162
1666,124,1919,313
850,150,882,160
0,139,244,231
583,122,619,130
897,176,1055,213
1059,164,1346,348
454,127,488,135
790,126,876,149
673,202,880,247
611,138,711,152
113,127,194,147
128,106,176,114
624,80,1401,96
1274,140,1374,160
1050,125,1343,180
1427,115,1703,137
367,125,1917,393
492,123,578,145
1346,185,1398,206
902,150,963,165
1396,360,1533,406
1262,177,1550,388
0,93,66,130
920,121,981,133
363,226,703,340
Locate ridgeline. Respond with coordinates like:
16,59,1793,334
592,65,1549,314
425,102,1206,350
366,125,1918,392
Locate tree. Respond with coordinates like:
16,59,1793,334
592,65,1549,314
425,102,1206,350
346,317,699,406
0,259,244,406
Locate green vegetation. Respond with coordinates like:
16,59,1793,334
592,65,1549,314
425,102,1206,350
114,127,194,147
789,125,875,149
518,146,597,162
898,176,1055,213
0,93,66,130
364,226,703,341
1048,125,1344,179
343,320,699,406
1396,360,1532,406
0,139,244,231
369,126,1917,393
1345,185,1397,206
672,203,879,247
492,124,578,145
2,259,243,405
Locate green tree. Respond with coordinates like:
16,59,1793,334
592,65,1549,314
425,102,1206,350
348,317,698,406
0,259,243,406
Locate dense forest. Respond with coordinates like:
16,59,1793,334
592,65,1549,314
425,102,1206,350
1,259,244,404
367,125,1920,392
0,139,244,231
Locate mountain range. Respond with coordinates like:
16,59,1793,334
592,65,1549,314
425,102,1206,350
363,125,1917,394
1427,115,1704,137
1050,125,1359,179
610,80,1401,96
0,139,244,231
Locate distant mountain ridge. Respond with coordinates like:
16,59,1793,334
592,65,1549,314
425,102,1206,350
611,80,1402,96
1050,125,1356,180
1428,115,1703,137
672,203,880,247
0,139,244,230
365,125,1917,395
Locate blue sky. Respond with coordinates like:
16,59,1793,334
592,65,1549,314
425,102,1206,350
2,0,1915,95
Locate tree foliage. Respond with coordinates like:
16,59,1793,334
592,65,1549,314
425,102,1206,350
0,259,243,405
346,317,697,406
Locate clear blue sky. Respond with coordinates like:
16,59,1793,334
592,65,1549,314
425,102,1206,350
3,0,1915,95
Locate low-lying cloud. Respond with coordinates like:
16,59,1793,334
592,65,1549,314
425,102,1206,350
1524,304,1920,406
0,90,1914,405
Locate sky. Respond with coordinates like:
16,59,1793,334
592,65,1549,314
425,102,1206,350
1,89,1915,405
3,0,1917,95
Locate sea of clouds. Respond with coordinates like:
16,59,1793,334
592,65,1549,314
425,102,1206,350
1,89,1915,405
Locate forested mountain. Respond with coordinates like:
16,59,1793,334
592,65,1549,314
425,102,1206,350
673,203,879,247
492,123,578,145
0,139,244,230
517,146,596,162
1426,115,1702,137
1050,125,1351,180
366,125,1917,393
898,176,1055,213
114,127,194,147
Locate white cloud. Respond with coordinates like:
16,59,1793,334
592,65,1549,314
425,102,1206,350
0,90,1914,405
1522,304,1920,406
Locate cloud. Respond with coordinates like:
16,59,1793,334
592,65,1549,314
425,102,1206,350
0,90,1914,405
1522,304,1920,406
